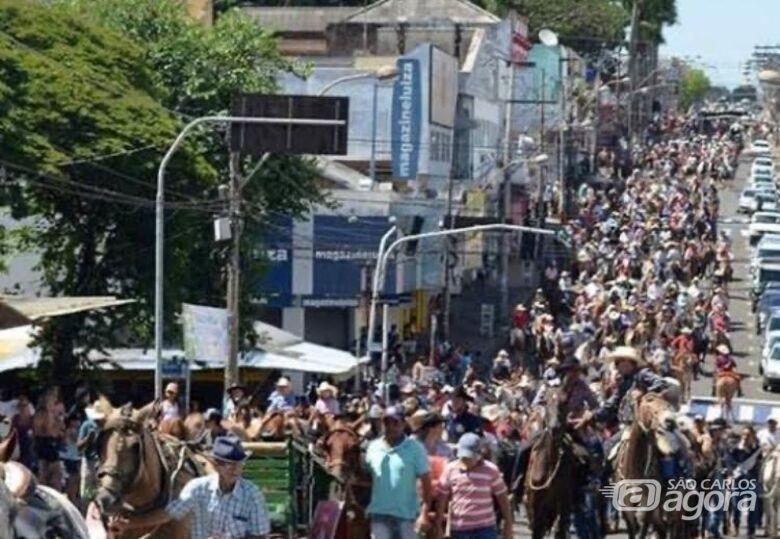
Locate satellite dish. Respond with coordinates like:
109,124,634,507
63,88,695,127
538,28,559,47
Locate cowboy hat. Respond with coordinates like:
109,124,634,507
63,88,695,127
607,346,646,367
211,436,252,463
481,404,508,423
517,374,533,389
497,349,510,358
226,383,247,393
407,410,444,433
85,400,108,421
559,357,582,371
515,304,527,311
451,386,474,402
164,382,179,395
716,344,730,355
316,382,338,397
681,327,693,334
275,377,291,388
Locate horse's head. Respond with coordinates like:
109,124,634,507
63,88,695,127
94,401,147,515
260,412,286,440
320,424,362,479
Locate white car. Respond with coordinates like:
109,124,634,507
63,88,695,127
751,176,776,191
749,190,779,212
763,330,780,362
751,211,780,225
763,344,780,391
752,139,772,155
740,187,759,212
754,157,774,170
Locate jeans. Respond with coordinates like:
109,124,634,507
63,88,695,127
451,526,498,539
370,516,416,539
573,490,600,539
708,508,724,537
731,490,759,536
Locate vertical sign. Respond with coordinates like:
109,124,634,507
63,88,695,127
392,58,422,179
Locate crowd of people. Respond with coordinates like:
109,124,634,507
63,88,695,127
1,112,777,539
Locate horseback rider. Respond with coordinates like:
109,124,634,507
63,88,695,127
713,344,743,397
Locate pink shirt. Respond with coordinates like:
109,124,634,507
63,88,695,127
438,459,507,531
314,398,340,416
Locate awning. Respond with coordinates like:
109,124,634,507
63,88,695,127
1,296,135,321
681,397,780,425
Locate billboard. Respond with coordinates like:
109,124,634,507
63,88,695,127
391,58,422,179
429,46,459,128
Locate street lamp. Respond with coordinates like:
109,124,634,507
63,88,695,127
153,115,346,397
372,223,555,401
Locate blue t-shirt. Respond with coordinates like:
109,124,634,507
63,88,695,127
365,436,430,521
78,419,99,461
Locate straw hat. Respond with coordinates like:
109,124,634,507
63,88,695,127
481,404,508,423
407,410,444,433
276,377,291,388
607,346,646,368
716,344,730,355
316,382,338,397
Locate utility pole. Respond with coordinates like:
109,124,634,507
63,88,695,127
627,0,642,149
225,150,241,393
537,70,547,227
500,40,517,328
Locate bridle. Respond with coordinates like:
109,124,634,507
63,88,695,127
97,417,171,517
322,426,361,471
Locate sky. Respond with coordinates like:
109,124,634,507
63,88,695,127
661,0,780,89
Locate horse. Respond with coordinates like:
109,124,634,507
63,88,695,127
524,389,576,539
763,447,780,539
715,372,740,420
614,392,685,539
91,398,211,539
671,352,697,402
0,460,90,538
0,430,17,463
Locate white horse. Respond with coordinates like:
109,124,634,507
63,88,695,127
763,446,780,539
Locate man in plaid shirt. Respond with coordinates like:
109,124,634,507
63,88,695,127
110,436,270,539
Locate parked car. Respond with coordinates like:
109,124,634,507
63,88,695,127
763,334,780,370
740,187,759,212
753,157,774,172
751,211,780,225
749,190,779,212
752,139,772,155
749,222,780,246
763,344,780,391
752,261,780,311
757,293,780,334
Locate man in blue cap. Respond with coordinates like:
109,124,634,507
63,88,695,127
365,405,433,538
109,436,270,539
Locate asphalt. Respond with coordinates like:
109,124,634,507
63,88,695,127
512,153,780,537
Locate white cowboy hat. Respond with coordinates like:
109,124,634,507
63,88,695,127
497,349,510,358
518,374,533,389
607,346,646,367
316,382,338,397
481,404,508,423
276,377,291,388
85,400,107,421
716,344,730,355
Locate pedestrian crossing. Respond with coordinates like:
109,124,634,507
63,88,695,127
682,396,780,424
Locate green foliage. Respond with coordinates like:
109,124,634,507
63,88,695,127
473,0,628,56
0,0,323,383
679,68,710,110
622,0,677,44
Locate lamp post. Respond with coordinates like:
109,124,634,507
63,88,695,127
371,223,555,401
154,115,346,398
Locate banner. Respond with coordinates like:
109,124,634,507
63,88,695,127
391,58,422,179
182,303,229,363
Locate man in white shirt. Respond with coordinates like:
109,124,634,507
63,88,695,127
758,418,780,455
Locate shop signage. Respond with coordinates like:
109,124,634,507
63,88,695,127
392,58,422,179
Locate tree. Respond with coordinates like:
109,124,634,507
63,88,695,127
621,0,677,44
0,0,323,385
679,68,710,110
475,0,629,55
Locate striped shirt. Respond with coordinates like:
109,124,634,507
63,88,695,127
438,459,507,531
166,474,270,539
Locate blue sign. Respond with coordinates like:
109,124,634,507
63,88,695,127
312,215,396,298
392,58,422,179
254,215,293,307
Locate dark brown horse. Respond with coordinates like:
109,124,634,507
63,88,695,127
524,389,576,539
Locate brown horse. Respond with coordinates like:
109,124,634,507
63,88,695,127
671,352,697,402
524,389,575,539
0,429,17,462
615,393,684,539
715,372,740,421
92,398,211,539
